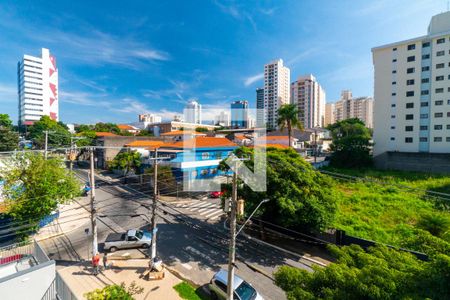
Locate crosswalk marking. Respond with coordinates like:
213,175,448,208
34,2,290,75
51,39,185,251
188,203,215,211
173,199,225,221
203,210,224,219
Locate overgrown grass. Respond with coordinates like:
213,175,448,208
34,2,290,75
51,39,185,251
325,167,450,255
173,282,210,300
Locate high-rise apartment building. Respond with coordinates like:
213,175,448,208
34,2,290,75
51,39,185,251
138,113,162,123
231,100,248,128
324,103,335,126
372,11,450,156
214,111,230,127
264,59,290,129
184,100,202,124
256,87,264,127
290,74,326,129
332,90,374,128
18,48,58,126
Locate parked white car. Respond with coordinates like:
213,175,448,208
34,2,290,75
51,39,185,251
209,269,264,300
104,229,152,252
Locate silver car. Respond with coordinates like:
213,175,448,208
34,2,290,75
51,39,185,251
209,269,264,300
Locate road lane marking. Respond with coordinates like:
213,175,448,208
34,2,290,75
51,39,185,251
204,210,224,219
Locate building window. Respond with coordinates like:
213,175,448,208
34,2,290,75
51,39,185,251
406,102,414,108
420,137,428,142
405,137,413,143
392,92,396,96
447,125,450,130
448,100,450,105
434,125,443,130
435,112,443,117
391,115,396,119
436,63,445,69
446,137,450,142
407,56,415,62
437,38,445,44
392,59,397,62
407,67,415,73
421,90,429,95
420,125,428,130
393,47,397,51
406,91,414,97
390,126,395,129
434,137,442,142
435,100,444,105
436,88,444,93
392,81,397,85
406,79,415,85
437,50,445,56
390,137,395,141
422,54,430,59
422,66,430,71
407,44,416,50
421,78,430,83
420,114,429,119
436,75,444,81
201,152,210,160
392,70,397,74
391,103,396,107
201,169,209,175
405,114,414,120
421,102,429,107
405,126,414,131
448,112,450,117
422,42,430,48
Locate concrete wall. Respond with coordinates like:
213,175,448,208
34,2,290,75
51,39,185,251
374,151,450,173
0,260,55,300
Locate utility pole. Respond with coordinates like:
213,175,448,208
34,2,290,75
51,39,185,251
89,148,98,257
227,160,238,300
44,130,49,160
69,136,74,172
150,148,158,261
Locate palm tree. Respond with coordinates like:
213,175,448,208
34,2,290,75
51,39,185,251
277,104,303,148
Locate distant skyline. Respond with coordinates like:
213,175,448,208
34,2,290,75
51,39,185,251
0,0,444,124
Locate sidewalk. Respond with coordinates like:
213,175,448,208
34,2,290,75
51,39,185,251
34,200,90,241
58,260,182,300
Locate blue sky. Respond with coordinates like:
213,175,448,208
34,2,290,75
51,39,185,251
0,0,445,124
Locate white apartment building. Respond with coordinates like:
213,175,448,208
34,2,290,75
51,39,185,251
18,48,58,126
291,74,326,129
264,59,290,129
215,111,230,126
138,113,162,123
333,90,374,128
372,11,450,156
324,103,335,126
184,100,202,124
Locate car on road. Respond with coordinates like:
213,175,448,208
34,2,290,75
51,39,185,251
104,229,152,252
210,191,224,198
209,269,263,300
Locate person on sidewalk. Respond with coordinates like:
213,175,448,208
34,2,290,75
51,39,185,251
92,253,100,275
102,254,108,270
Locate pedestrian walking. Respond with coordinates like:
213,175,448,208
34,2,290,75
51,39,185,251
92,253,100,275
102,254,108,270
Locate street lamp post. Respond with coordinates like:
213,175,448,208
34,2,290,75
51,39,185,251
235,199,269,237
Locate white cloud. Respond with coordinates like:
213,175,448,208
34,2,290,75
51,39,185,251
244,73,264,86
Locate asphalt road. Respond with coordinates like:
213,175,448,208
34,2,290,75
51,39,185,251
40,169,314,300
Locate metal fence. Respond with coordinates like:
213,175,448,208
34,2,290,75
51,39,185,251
40,272,77,300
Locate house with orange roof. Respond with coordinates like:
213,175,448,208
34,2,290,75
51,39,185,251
255,135,300,149
94,132,119,137
160,130,206,142
118,124,140,135
156,136,238,182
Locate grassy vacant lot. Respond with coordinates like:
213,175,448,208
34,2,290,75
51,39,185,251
173,282,210,300
324,167,450,255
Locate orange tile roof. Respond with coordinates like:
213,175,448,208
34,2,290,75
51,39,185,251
252,143,289,149
95,132,118,137
161,130,205,136
264,135,290,140
162,137,237,149
125,140,165,147
118,124,136,130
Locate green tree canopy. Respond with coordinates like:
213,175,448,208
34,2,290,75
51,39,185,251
84,282,143,300
221,147,337,232
327,118,372,168
277,104,303,147
0,114,18,151
28,116,71,148
93,122,121,134
195,127,208,133
75,124,92,133
0,153,80,224
274,244,450,300
110,150,142,177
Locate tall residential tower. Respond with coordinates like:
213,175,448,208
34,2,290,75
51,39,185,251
230,100,248,128
184,100,202,124
18,48,58,126
333,90,374,128
264,59,290,129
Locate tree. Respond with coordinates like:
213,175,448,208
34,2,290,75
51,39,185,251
0,153,80,226
136,130,154,137
195,127,208,133
0,114,18,151
93,122,121,134
221,147,337,232
110,150,142,178
85,282,143,300
274,244,450,300
145,165,176,194
277,104,303,147
75,124,92,133
327,118,372,168
28,116,71,148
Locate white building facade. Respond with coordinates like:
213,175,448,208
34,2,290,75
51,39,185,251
184,100,202,124
291,74,326,129
138,113,162,123
333,90,374,128
18,48,58,126
264,59,290,129
372,11,450,156
214,111,230,126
